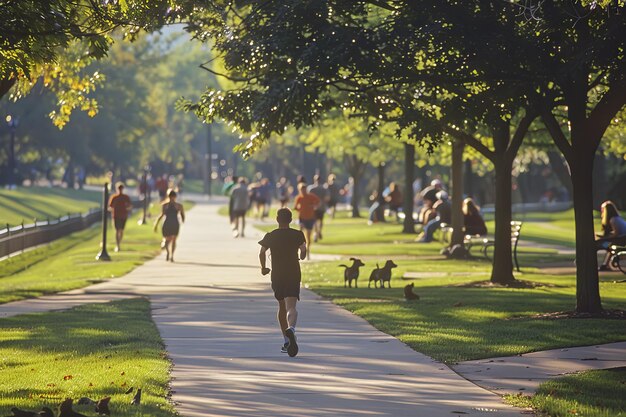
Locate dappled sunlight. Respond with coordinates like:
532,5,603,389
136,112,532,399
0,299,175,416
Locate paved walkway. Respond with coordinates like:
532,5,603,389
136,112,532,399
453,342,626,395
0,201,530,417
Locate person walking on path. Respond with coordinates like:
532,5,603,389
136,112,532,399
258,208,307,357
276,177,292,208
156,174,169,201
108,182,132,252
294,182,320,259
326,174,341,218
307,174,330,241
230,177,250,238
153,189,185,262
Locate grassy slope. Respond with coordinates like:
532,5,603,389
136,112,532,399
0,187,101,227
506,368,626,417
0,298,177,417
0,202,193,304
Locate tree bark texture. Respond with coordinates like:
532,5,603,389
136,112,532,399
376,163,386,222
490,155,516,284
344,155,365,218
571,152,603,313
402,143,415,233
450,140,465,246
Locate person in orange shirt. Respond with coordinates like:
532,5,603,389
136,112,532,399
108,182,133,252
293,182,320,259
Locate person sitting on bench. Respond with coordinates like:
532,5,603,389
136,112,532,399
463,198,487,236
596,200,626,271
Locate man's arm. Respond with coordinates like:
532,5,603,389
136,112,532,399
259,246,270,275
299,242,307,260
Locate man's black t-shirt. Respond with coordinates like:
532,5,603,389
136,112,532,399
259,228,305,283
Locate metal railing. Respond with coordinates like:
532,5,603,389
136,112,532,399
0,200,142,259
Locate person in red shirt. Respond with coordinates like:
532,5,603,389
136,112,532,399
108,182,132,252
293,182,319,259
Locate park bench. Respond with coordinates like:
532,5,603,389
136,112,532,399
440,221,523,271
609,244,626,274
597,235,626,274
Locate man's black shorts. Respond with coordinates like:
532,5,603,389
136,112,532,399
232,209,247,217
114,217,127,230
314,209,325,221
272,280,301,301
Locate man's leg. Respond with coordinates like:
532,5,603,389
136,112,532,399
284,296,299,357
233,216,240,237
115,228,122,251
277,299,288,333
303,228,312,259
240,215,246,237
284,297,298,328
277,299,289,352
422,218,441,242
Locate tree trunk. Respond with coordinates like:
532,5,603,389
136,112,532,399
402,143,415,233
351,174,362,218
490,155,516,284
592,150,606,209
570,152,603,313
376,163,386,222
345,155,364,218
450,140,465,246
464,158,473,198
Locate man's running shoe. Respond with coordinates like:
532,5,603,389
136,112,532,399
284,327,298,357
280,342,289,354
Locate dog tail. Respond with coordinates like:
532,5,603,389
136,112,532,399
338,264,349,268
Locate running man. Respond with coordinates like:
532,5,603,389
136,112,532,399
293,182,320,259
307,174,329,242
108,182,132,252
259,208,307,357
230,177,250,237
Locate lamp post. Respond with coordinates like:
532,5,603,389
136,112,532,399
205,124,213,198
5,115,18,187
138,165,150,225
96,183,111,261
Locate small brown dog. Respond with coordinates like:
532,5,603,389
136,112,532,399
404,283,419,300
368,260,398,288
339,258,365,288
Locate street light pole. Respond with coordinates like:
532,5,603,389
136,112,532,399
138,167,148,225
96,183,111,261
5,115,18,187
207,124,213,198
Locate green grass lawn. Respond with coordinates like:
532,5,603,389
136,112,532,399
302,260,626,363
506,367,626,417
0,187,101,227
0,298,176,417
0,201,193,304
